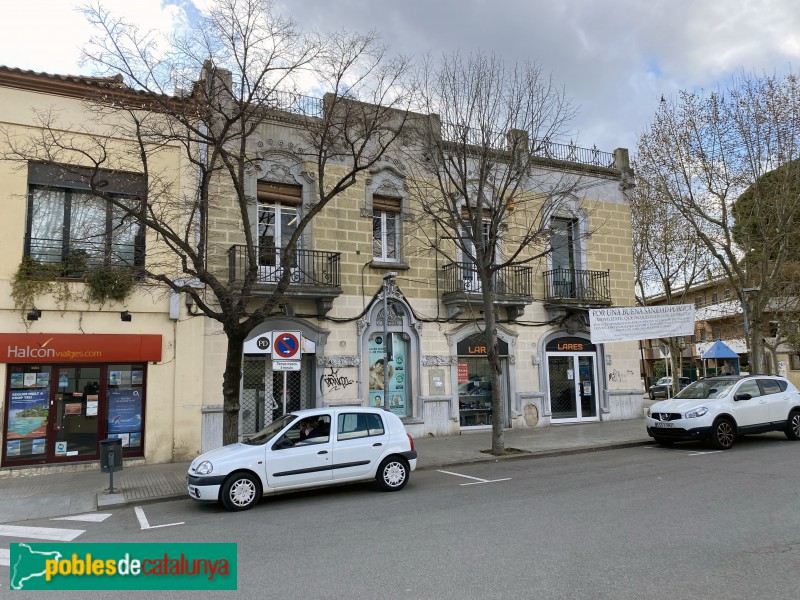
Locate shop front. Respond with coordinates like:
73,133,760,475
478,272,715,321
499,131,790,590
1,333,161,467
456,333,509,428
545,336,600,423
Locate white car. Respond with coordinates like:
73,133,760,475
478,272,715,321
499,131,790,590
187,407,417,511
646,375,800,449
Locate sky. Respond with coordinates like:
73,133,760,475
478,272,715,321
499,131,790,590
1,0,798,154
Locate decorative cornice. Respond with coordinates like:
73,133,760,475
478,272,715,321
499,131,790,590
421,355,457,366
316,355,360,368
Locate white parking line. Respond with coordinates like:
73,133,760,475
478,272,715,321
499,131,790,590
52,513,112,523
437,469,511,485
134,506,184,530
0,524,85,542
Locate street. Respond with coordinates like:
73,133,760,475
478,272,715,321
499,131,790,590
3,434,800,599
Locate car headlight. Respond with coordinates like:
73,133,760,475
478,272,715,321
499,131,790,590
196,461,214,475
685,407,708,419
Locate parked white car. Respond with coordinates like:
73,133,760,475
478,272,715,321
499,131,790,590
646,375,800,449
187,407,417,511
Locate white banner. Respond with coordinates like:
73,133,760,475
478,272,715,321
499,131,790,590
589,305,695,344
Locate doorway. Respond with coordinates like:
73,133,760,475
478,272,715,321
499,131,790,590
546,336,599,423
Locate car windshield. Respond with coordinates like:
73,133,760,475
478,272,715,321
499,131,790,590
674,379,738,400
242,414,296,445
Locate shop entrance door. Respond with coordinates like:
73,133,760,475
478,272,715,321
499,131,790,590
50,366,102,461
547,353,599,422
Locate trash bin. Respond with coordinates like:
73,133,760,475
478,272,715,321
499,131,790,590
99,438,123,473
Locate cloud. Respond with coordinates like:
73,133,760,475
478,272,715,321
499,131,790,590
2,0,798,154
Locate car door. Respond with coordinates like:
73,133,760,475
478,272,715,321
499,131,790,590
730,379,770,429
265,414,333,489
332,412,390,481
760,378,791,424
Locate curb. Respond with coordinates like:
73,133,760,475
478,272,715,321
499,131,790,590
415,440,652,471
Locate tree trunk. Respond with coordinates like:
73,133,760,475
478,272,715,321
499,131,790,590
222,333,246,445
482,280,505,456
748,313,764,375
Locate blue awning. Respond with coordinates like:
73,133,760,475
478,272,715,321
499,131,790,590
701,340,740,360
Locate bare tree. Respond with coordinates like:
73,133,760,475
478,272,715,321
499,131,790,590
404,52,603,455
631,162,714,383
4,0,412,444
636,70,800,373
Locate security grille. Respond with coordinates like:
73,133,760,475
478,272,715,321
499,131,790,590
241,354,315,435
549,356,577,418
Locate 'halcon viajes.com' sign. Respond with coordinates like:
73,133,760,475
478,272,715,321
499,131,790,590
588,305,695,344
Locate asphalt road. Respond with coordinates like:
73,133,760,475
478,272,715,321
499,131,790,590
4,433,800,599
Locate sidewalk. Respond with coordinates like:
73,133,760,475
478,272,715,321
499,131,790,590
0,417,651,523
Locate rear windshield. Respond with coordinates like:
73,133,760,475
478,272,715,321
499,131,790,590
674,379,738,400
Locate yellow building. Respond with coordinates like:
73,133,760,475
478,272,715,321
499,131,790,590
0,64,643,472
0,67,204,471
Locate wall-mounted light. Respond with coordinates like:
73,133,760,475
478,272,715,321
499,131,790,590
26,308,41,321
120,310,132,322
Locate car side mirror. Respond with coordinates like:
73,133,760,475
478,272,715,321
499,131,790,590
734,393,752,401
272,436,293,451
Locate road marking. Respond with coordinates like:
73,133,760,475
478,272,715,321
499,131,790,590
134,506,184,530
0,548,8,567
437,469,511,485
52,513,112,523
0,524,85,542
646,445,722,456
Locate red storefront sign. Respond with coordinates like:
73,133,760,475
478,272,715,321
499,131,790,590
0,334,162,363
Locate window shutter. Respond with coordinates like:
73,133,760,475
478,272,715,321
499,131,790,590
373,195,401,213
257,181,302,205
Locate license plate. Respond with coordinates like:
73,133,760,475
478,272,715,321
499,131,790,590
653,421,674,428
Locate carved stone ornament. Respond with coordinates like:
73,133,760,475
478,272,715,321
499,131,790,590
316,355,360,368
563,312,588,334
421,355,457,366
377,308,403,327
356,317,370,337
258,162,298,185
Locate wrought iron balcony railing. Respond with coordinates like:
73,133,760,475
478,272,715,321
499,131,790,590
227,246,341,288
543,268,611,303
25,237,143,277
441,262,534,298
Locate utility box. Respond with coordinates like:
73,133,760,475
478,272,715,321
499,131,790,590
99,438,123,473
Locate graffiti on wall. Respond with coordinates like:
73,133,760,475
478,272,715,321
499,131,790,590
321,367,355,392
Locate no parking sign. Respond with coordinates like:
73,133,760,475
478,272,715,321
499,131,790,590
272,331,301,361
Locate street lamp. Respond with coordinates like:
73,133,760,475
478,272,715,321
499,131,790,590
382,272,397,411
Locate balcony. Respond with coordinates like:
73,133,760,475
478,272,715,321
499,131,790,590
543,268,612,306
25,237,144,277
440,262,534,320
227,246,342,315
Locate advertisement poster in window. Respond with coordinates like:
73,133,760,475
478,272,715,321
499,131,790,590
367,334,407,415
107,388,142,434
7,389,49,439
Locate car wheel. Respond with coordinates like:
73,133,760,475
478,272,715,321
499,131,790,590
710,418,736,450
220,472,261,511
376,456,409,491
653,437,674,446
785,410,800,440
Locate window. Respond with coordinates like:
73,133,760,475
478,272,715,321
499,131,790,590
337,412,385,440
712,292,719,304
699,329,707,342
26,163,145,274
695,296,704,308
736,380,761,398
791,355,800,371
372,196,401,262
758,379,782,395
257,181,302,276
712,326,721,340
724,289,731,300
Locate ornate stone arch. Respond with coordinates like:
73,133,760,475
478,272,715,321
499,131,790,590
362,164,409,218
